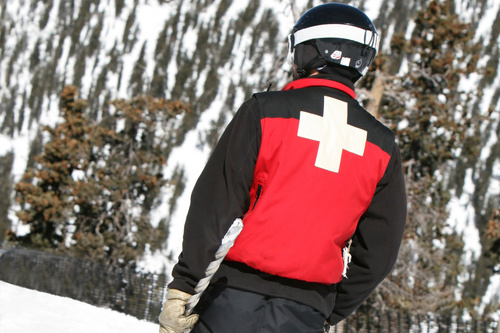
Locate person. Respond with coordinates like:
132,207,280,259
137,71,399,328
158,3,407,333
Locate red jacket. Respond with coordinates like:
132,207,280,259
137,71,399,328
226,78,392,284
170,74,406,324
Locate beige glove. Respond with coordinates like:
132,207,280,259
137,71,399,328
159,289,199,333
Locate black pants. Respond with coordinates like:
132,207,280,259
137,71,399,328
191,285,325,333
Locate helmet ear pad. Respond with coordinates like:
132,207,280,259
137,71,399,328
293,42,328,78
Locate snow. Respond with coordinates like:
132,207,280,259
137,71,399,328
447,170,482,263
0,281,157,333
474,0,500,43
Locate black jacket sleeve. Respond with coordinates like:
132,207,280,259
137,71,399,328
328,142,407,325
168,97,261,294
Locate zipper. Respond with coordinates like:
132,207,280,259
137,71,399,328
243,184,262,219
251,184,262,211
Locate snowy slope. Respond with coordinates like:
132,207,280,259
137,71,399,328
0,281,157,333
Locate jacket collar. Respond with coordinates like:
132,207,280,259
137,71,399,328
281,74,356,99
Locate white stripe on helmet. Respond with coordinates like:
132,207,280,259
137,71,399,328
292,24,379,52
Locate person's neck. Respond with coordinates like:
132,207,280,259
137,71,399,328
307,71,356,92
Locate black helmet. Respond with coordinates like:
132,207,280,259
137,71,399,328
288,3,379,78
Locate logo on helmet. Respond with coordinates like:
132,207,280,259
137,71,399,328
331,50,342,60
355,59,363,68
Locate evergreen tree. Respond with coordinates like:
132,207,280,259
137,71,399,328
11,86,190,268
487,209,500,275
14,86,88,250
0,152,13,244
